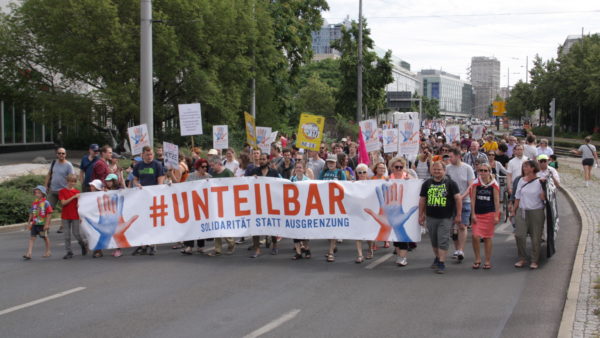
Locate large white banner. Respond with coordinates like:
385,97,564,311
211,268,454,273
127,124,150,156
398,119,420,157
359,119,381,152
79,178,423,250
178,103,203,136
382,128,399,154
213,125,229,150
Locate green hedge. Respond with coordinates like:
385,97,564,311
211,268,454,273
0,187,35,225
0,175,46,225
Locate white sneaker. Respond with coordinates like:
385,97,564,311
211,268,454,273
396,256,408,266
452,250,459,258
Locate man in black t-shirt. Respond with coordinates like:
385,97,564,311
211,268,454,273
132,146,165,256
419,161,462,274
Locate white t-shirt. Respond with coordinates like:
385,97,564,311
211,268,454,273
536,146,553,156
506,156,528,186
445,162,475,202
414,159,431,179
224,159,239,174
578,144,596,159
515,177,545,210
524,145,537,161
537,166,560,185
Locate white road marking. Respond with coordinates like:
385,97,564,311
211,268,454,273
0,287,86,316
365,253,393,270
505,234,515,242
243,309,301,338
496,222,511,233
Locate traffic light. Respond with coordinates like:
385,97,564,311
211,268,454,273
549,98,556,119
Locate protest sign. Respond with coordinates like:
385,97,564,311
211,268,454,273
296,113,325,151
382,128,399,154
359,119,381,152
267,131,278,145
127,124,150,155
472,125,484,140
256,126,272,154
79,177,423,250
244,112,256,147
445,125,460,143
163,142,179,170
213,125,229,150
178,103,203,136
398,118,420,157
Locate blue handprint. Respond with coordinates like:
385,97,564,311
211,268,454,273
85,194,138,250
364,183,418,242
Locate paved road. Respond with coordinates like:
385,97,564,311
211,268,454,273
0,192,578,338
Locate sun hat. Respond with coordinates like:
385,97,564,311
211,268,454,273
89,179,103,191
106,173,119,181
33,185,47,196
326,154,337,162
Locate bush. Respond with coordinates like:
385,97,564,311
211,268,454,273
0,175,45,190
0,187,35,225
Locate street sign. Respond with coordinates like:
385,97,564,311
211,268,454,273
492,101,506,116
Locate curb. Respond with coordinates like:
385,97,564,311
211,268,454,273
557,185,589,338
0,218,62,233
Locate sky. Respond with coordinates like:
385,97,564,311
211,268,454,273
1,0,598,87
322,0,600,86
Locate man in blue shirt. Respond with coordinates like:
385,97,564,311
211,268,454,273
80,144,99,192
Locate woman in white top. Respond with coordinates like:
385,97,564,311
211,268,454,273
235,153,250,177
354,163,374,263
571,136,599,187
412,145,432,179
223,148,240,174
512,160,545,270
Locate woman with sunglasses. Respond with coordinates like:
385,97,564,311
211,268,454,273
354,164,375,262
388,157,417,266
469,162,500,269
486,151,507,178
181,158,211,255
413,145,432,179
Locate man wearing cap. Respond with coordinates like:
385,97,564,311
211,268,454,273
92,145,113,186
80,144,99,193
207,149,219,175
537,154,560,187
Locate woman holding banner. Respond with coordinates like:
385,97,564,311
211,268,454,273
320,155,347,262
354,164,375,263
290,162,312,260
388,157,417,267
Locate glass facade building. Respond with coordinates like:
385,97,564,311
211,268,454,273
418,69,473,116
0,99,53,146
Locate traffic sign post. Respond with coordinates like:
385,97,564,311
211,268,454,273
550,98,556,149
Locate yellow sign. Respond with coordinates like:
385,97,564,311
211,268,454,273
296,113,325,151
244,112,256,147
492,101,506,116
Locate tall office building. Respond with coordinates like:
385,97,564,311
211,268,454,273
310,17,351,60
417,69,473,117
470,56,500,117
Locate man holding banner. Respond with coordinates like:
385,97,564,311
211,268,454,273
131,146,165,256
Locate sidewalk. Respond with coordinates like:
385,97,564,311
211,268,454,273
557,157,600,337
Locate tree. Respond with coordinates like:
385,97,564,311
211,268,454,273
293,74,335,118
0,0,329,148
412,93,439,119
506,81,534,121
331,19,393,121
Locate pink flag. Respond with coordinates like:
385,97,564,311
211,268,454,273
358,127,370,165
